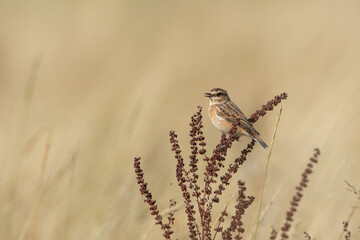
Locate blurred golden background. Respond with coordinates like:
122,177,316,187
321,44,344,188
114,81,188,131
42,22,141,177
1,1,360,239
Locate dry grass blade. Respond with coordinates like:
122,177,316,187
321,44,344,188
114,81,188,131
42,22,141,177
253,106,283,240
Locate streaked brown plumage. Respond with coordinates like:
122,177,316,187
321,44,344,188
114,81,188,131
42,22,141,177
205,88,268,148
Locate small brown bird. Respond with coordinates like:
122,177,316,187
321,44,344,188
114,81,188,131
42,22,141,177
205,88,268,148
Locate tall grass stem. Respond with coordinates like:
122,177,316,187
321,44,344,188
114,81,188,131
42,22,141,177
254,106,282,240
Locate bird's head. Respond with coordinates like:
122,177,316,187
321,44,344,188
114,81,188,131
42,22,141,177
204,88,230,104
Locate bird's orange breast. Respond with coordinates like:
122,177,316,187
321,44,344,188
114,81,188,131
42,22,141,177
208,104,248,138
208,104,232,133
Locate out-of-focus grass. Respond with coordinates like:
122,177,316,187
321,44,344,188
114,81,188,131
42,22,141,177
0,1,360,239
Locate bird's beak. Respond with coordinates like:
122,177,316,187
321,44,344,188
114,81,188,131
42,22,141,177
204,92,212,98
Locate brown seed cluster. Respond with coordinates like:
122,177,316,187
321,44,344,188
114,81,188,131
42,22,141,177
222,180,255,240
170,130,199,239
210,139,255,213
269,228,278,240
134,157,174,239
280,148,320,240
248,92,288,123
200,118,257,239
166,199,177,231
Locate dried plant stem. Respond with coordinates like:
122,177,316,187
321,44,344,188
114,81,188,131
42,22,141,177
254,106,282,240
212,194,234,240
280,149,320,239
201,189,206,239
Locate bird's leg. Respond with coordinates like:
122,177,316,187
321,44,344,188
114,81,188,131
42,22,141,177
218,144,226,150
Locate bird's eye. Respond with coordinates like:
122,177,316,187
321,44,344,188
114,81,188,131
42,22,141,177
216,92,222,97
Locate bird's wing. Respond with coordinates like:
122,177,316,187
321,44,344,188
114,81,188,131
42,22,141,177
216,102,260,135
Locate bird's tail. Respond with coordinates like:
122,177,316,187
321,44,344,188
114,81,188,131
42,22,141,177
252,134,268,149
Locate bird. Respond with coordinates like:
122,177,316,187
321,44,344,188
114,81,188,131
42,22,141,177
204,88,268,148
